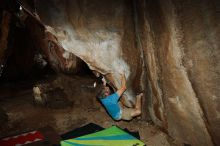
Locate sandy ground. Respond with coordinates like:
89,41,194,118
0,75,178,146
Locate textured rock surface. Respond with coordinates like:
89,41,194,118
34,0,144,107
136,0,220,145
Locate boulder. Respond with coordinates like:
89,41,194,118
19,0,220,145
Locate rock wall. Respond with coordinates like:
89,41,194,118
137,0,220,145
34,0,144,107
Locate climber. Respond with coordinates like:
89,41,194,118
97,73,143,121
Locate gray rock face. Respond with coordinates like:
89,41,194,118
137,0,220,145
34,0,143,106
19,0,220,145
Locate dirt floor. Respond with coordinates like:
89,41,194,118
0,74,178,146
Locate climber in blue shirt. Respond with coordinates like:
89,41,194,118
98,73,143,121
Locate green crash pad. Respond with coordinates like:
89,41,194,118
61,126,145,146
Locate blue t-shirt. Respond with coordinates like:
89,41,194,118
100,93,121,120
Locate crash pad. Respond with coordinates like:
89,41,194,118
0,131,44,146
0,126,61,146
61,126,145,146
61,123,104,140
